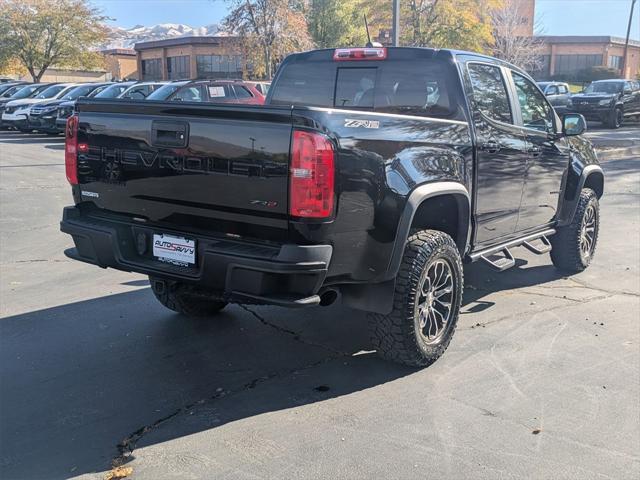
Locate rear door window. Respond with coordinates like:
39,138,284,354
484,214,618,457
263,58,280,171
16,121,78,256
467,63,513,124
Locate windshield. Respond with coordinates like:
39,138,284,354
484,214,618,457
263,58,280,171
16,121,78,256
94,84,132,98
88,84,111,97
0,84,17,96
36,85,67,99
1,85,24,98
147,82,188,101
585,82,623,94
10,85,41,99
60,84,96,100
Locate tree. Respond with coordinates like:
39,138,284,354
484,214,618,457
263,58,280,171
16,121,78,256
307,0,368,48
490,0,544,71
223,0,313,79
0,0,110,82
401,0,499,52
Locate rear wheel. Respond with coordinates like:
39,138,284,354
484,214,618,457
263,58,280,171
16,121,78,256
149,277,227,317
550,188,599,273
368,230,463,368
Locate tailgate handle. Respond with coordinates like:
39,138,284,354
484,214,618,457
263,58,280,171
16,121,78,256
151,121,189,148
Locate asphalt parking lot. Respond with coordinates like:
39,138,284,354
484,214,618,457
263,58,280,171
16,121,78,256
0,124,639,480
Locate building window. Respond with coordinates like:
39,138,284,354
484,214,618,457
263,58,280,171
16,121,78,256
608,55,623,71
555,54,603,74
141,58,162,80
167,55,190,80
196,55,243,79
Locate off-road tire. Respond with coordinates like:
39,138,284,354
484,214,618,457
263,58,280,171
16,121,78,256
368,230,464,368
149,277,227,317
550,188,599,273
606,107,623,129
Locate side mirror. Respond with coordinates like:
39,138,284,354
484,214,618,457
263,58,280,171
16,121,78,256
562,113,587,136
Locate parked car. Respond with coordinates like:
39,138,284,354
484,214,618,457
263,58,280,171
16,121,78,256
0,84,54,129
537,81,571,114
2,83,77,131
146,79,265,104
61,46,602,368
118,82,165,100
28,82,113,134
569,79,640,128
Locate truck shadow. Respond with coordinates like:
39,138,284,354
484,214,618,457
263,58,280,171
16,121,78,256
0,260,563,479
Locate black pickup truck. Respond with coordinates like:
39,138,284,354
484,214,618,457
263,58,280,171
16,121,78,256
60,47,604,367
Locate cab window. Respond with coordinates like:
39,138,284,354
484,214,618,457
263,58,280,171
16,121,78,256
511,72,554,132
467,63,513,124
546,85,558,95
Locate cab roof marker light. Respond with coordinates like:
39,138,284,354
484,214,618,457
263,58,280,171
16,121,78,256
333,48,387,61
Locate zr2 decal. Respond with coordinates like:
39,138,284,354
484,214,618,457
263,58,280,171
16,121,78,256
344,119,380,129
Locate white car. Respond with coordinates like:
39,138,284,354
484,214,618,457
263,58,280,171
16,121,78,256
2,83,78,131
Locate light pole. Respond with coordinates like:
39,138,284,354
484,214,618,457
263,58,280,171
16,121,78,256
621,0,637,77
392,0,400,46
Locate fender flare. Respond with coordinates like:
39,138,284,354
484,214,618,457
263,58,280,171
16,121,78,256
384,182,471,280
557,164,604,226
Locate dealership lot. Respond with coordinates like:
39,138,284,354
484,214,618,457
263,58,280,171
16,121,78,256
0,126,639,479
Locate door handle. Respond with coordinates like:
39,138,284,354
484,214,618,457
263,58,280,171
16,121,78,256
481,141,501,154
528,146,541,157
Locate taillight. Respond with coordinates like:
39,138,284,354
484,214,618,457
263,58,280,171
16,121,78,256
65,115,79,185
333,48,387,61
289,130,335,218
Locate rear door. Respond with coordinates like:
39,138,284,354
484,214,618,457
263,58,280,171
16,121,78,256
465,62,529,246
508,70,568,232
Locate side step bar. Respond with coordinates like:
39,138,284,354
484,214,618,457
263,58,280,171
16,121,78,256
469,228,555,272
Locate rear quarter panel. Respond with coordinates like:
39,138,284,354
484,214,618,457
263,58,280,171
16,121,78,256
291,107,473,282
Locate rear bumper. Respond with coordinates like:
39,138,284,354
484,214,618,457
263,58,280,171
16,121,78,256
60,206,332,307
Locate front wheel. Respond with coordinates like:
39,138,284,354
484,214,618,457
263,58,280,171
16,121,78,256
606,107,623,129
550,188,599,273
368,230,463,368
149,277,228,317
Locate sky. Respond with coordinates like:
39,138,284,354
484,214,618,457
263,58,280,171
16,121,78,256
93,0,639,40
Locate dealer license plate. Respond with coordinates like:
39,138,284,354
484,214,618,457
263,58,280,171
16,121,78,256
152,234,196,266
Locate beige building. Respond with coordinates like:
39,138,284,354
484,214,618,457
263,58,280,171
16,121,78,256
134,36,243,81
535,36,640,80
14,68,109,83
102,49,139,80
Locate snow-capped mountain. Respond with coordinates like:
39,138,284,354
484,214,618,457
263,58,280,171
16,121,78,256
104,23,222,49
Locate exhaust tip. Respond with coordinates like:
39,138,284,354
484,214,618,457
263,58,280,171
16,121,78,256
319,288,339,307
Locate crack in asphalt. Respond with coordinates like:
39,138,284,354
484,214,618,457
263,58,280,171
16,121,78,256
238,304,350,356
112,305,353,469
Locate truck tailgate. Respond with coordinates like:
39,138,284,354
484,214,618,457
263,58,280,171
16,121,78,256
75,100,292,231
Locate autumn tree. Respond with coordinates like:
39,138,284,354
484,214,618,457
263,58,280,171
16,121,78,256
0,0,110,82
223,0,313,79
307,0,368,48
401,0,499,52
490,0,544,71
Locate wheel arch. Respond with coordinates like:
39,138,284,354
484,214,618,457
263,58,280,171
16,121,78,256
388,182,471,278
557,164,604,226
340,182,470,315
